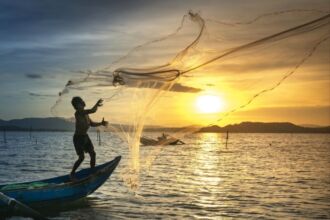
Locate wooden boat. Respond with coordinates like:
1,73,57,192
140,136,184,146
0,156,121,214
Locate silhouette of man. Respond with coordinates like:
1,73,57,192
70,97,108,181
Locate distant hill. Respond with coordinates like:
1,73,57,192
299,124,322,128
198,122,330,133
0,118,329,133
0,117,74,131
0,117,187,132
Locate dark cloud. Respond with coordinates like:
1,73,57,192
67,81,203,93
170,83,202,93
142,82,202,93
25,73,42,79
122,78,203,93
28,92,56,97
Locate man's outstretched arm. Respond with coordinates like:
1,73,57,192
83,99,103,114
90,118,108,127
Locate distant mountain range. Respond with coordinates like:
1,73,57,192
198,122,330,133
0,118,329,133
0,117,74,131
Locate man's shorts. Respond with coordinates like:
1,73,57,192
73,134,95,156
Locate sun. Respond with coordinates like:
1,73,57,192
195,95,224,114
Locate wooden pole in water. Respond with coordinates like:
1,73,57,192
225,130,229,149
29,126,32,139
3,128,7,144
98,130,101,146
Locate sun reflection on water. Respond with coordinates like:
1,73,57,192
189,133,224,212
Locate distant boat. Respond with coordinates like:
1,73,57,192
140,135,185,146
0,156,121,214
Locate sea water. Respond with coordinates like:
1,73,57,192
0,132,329,219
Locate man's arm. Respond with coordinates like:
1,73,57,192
90,120,102,127
90,118,108,127
82,99,103,115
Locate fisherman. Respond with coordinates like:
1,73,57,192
157,133,168,141
70,97,108,181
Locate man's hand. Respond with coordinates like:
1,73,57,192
96,99,103,107
101,117,108,126
84,99,104,114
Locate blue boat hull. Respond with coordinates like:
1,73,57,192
0,156,121,213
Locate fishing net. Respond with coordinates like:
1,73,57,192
51,10,330,190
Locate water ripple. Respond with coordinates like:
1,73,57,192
1,132,330,219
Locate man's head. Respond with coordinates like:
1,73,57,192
71,96,85,110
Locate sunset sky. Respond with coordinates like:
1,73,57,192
0,0,329,126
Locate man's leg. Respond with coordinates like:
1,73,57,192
85,135,96,169
89,151,96,169
70,154,85,178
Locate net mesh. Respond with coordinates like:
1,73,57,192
52,10,330,190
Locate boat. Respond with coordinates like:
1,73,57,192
140,136,185,146
0,156,121,214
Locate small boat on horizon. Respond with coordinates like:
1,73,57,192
140,134,185,146
0,156,121,216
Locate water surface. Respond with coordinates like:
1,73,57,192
1,132,329,219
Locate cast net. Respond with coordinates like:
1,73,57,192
51,10,330,190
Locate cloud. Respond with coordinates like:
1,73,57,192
67,81,203,93
28,92,56,97
170,83,202,93
25,74,42,79
123,79,202,93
